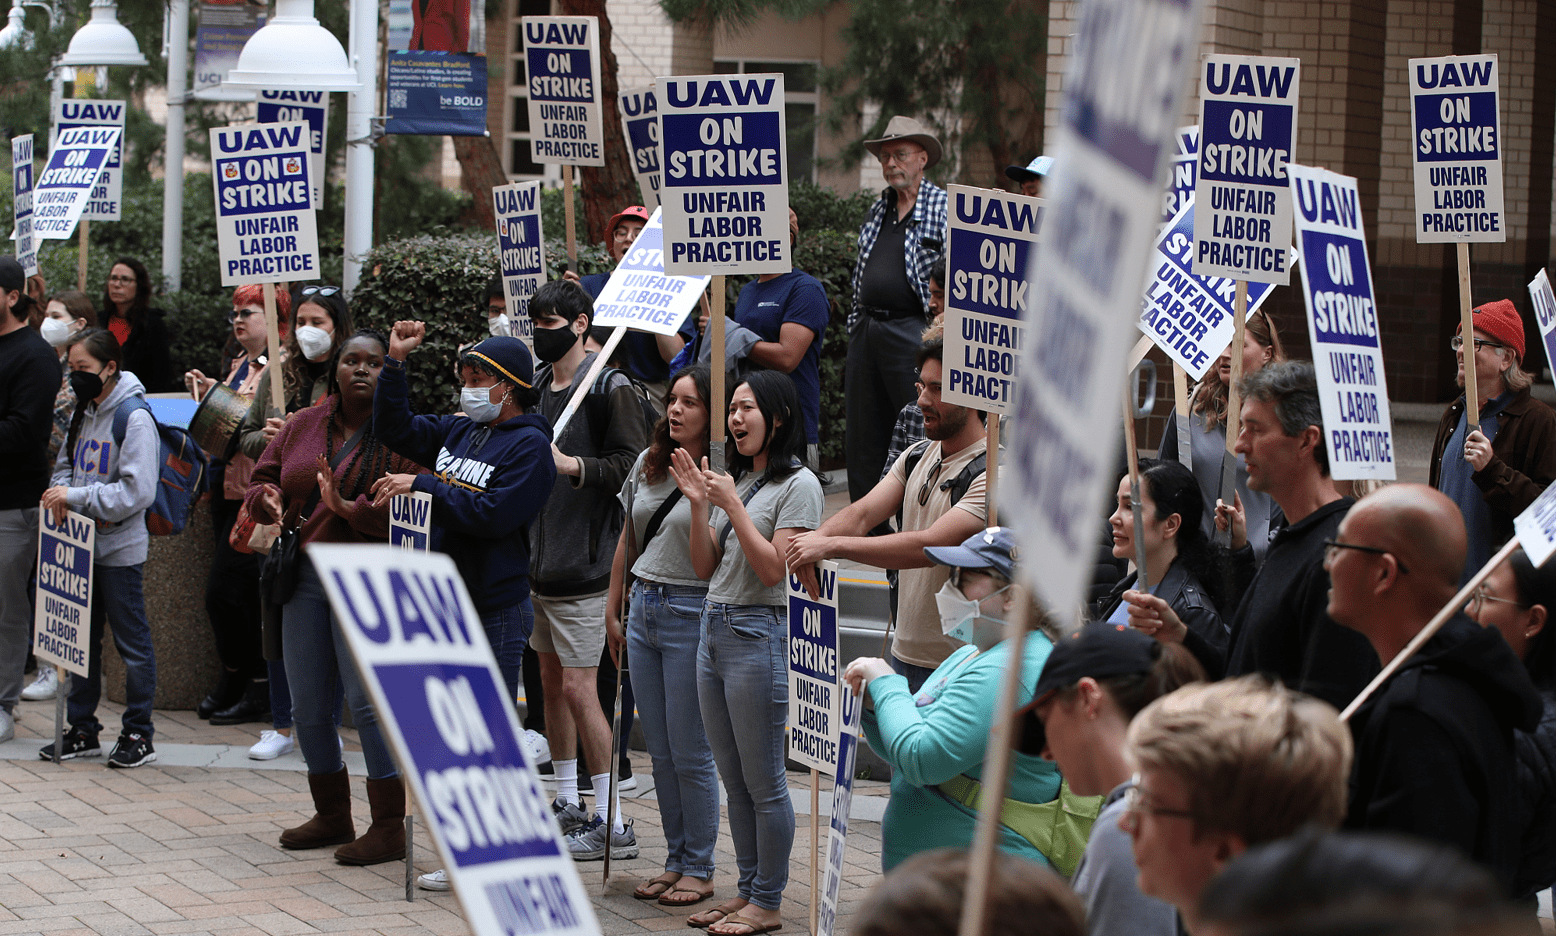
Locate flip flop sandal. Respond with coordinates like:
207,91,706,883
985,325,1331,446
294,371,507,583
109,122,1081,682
708,914,783,936
635,876,681,900
688,902,747,928
659,887,714,907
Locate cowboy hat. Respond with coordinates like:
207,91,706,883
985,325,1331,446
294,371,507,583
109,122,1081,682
863,115,943,170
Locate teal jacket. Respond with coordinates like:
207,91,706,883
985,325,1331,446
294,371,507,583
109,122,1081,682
863,634,1063,871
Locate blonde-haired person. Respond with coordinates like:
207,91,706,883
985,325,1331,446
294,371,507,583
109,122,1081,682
851,847,1084,936
1159,308,1284,560
1121,675,1352,934
1429,299,1556,583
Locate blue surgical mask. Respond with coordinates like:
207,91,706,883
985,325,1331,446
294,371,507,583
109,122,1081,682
460,384,508,423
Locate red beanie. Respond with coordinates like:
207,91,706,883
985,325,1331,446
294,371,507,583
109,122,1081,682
1456,299,1525,358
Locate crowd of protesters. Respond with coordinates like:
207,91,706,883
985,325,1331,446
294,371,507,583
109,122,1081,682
2,106,1555,936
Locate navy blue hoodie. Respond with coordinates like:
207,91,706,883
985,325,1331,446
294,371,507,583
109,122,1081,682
374,359,556,613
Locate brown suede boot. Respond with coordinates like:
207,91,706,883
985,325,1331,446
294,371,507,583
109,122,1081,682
280,766,356,850
334,775,406,866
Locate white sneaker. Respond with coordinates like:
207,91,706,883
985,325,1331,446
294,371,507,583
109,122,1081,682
248,730,294,760
524,729,551,767
21,669,58,701
417,868,450,891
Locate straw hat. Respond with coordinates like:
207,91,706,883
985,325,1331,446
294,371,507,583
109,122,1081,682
863,116,943,170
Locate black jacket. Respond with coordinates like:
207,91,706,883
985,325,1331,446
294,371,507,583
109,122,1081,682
1346,615,1543,889
121,307,174,393
1225,497,1381,709
1093,557,1227,675
1513,687,1556,899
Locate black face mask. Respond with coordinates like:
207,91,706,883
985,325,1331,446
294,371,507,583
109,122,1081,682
69,367,109,401
532,323,579,363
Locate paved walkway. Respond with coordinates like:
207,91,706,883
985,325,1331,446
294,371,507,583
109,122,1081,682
0,694,888,936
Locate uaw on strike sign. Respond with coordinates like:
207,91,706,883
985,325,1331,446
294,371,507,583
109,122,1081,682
34,510,94,677
593,209,709,335
32,125,120,240
210,123,319,287
1409,54,1503,243
521,16,605,167
788,561,841,775
310,544,599,936
942,185,1042,414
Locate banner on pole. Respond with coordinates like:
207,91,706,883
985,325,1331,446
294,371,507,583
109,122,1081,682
592,208,709,336
1002,0,1207,614
193,1,265,98
32,126,120,240
787,560,841,777
309,544,601,936
1162,126,1198,227
1288,164,1395,482
1409,54,1504,244
816,687,861,936
619,86,663,211
11,134,37,276
1192,54,1300,284
385,52,489,136
521,16,605,167
658,73,791,276
34,509,94,678
1139,201,1282,380
942,185,1043,414
493,181,545,347
1530,270,1556,383
210,123,320,287
55,100,125,221
389,492,433,551
257,91,329,210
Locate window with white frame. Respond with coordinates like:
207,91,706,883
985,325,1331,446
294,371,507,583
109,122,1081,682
712,60,818,183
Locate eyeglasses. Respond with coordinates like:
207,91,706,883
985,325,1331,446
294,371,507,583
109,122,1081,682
226,308,263,322
879,148,923,165
302,286,341,298
1450,336,1504,353
1123,776,1197,821
917,458,944,507
1322,538,1411,575
107,274,136,285
1465,585,1530,617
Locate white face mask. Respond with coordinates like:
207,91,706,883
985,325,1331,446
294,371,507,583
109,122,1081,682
489,313,511,337
934,578,1010,648
460,384,509,423
295,325,333,362
40,317,74,347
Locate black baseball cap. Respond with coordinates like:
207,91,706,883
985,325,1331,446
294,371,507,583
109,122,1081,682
1016,623,1160,757
0,256,24,293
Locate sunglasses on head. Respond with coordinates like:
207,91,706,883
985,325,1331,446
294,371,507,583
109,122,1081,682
301,286,341,298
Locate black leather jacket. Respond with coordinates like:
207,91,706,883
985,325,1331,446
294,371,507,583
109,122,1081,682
1092,557,1228,677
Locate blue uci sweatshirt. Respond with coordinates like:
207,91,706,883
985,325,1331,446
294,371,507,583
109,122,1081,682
373,359,557,613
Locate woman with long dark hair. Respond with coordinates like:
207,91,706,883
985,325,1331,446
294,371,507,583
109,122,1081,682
671,370,823,934
243,329,423,866
1094,459,1227,675
608,365,721,906
39,329,160,766
99,258,172,392
237,285,351,459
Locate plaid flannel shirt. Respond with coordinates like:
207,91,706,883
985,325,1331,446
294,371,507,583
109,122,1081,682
849,178,949,333
882,402,926,480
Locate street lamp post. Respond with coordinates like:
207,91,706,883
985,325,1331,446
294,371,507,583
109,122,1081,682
162,0,187,291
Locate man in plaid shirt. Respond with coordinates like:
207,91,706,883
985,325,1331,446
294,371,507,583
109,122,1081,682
846,116,949,506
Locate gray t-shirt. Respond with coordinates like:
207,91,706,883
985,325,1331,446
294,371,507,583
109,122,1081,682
706,467,824,606
1072,781,1178,936
617,450,704,588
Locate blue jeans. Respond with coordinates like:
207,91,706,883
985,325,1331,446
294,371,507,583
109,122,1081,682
283,559,398,779
698,602,792,910
629,581,718,879
484,599,533,701
68,564,156,739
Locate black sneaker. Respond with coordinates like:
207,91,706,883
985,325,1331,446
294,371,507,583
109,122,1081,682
39,726,101,761
106,732,157,768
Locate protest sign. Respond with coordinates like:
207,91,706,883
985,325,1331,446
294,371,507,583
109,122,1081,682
521,16,605,167
34,509,94,678
816,687,861,936
389,492,433,551
12,134,37,276
32,125,120,240
1162,125,1198,226
386,52,489,136
787,561,841,776
493,181,546,340
193,1,264,98
258,91,328,210
1192,54,1299,284
55,100,124,221
592,209,709,336
658,73,790,276
1516,483,1556,568
1288,164,1395,481
942,185,1043,414
1409,55,1503,243
209,122,319,287
1530,269,1556,383
1139,201,1281,379
309,544,601,936
619,86,663,211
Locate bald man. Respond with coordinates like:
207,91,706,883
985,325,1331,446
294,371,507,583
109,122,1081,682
1328,484,1542,887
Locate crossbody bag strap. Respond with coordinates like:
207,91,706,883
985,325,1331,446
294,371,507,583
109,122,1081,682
640,488,683,554
297,421,369,528
718,476,769,553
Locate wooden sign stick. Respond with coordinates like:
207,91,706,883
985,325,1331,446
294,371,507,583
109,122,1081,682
564,165,578,268
1458,243,1479,426
263,283,285,414
1214,281,1249,546
709,278,727,474
810,769,820,936
1172,364,1193,471
984,414,1001,522
76,220,89,292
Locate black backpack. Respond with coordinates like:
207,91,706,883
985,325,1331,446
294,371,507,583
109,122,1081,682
538,362,660,447
895,438,994,530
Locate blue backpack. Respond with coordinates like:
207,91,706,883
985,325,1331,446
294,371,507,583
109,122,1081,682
111,397,210,536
